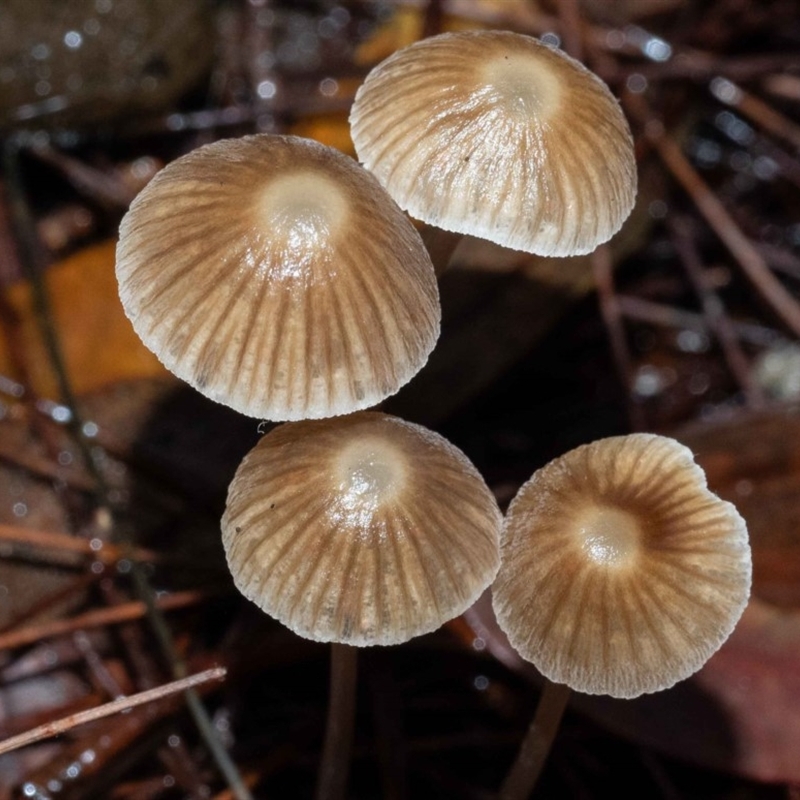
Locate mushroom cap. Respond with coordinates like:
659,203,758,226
350,30,637,257
116,134,440,422
221,412,502,645
492,434,751,698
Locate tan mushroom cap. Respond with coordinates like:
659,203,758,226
221,412,502,645
350,31,637,257
492,434,751,698
116,134,440,422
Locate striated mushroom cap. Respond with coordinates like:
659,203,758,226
221,412,502,645
116,134,440,422
350,31,637,257
492,434,751,698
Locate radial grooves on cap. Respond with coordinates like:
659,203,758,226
230,264,269,410
116,134,439,421
492,434,751,698
221,412,502,646
350,30,637,257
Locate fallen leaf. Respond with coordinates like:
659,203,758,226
0,240,169,399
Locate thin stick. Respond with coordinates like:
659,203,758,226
669,216,765,406
759,243,800,281
315,643,358,800
616,295,778,347
1,140,105,493
498,680,571,800
763,73,800,103
0,573,98,635
0,435,96,492
74,628,128,699
0,590,207,650
0,522,157,563
556,0,583,61
95,582,213,798
0,667,226,756
616,53,800,84
210,772,262,800
3,139,252,800
752,138,800,193
422,0,445,39
30,143,137,208
0,179,23,283
709,76,800,151
630,108,800,338
592,245,646,431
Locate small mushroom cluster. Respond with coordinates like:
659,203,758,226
117,130,504,645
116,29,750,697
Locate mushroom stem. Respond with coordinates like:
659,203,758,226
419,225,462,277
315,643,359,800
498,679,571,800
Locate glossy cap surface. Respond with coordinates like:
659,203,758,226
116,134,440,421
221,412,502,645
492,434,751,698
350,31,637,256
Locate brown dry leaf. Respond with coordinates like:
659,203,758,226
677,405,800,608
0,240,169,399
690,599,800,782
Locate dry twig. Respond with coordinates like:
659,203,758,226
0,667,226,756
0,590,209,651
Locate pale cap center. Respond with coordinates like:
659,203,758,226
480,52,563,119
575,506,641,567
258,170,349,237
331,438,408,533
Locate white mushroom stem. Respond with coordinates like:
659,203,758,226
316,643,359,800
499,680,572,800
419,225,463,277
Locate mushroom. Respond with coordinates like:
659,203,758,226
492,433,752,699
349,30,637,258
221,411,502,645
116,134,440,422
